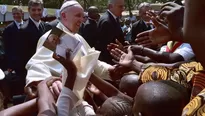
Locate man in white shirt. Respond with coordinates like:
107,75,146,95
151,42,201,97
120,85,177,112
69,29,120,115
24,0,118,101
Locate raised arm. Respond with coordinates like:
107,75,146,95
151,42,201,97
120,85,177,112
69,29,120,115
184,0,205,67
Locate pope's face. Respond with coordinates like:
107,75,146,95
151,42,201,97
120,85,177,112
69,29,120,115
64,5,84,33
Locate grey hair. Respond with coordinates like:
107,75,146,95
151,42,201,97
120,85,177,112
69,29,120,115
138,2,151,10
12,6,23,12
28,0,44,8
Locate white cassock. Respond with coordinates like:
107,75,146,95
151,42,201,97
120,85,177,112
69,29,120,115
25,22,112,115
25,22,111,86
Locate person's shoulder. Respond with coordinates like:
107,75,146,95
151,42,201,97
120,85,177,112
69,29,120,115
179,43,192,49
133,20,143,26
99,12,109,22
20,20,29,30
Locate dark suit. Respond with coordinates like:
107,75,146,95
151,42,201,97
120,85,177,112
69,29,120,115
2,21,27,95
81,18,98,47
20,18,52,65
3,21,24,71
131,19,152,43
97,11,124,64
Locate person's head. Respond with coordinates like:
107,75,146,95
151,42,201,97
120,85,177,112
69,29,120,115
88,6,100,21
28,0,44,22
96,96,133,116
138,2,151,22
60,1,84,33
133,80,189,116
108,0,125,17
12,6,23,23
119,74,142,98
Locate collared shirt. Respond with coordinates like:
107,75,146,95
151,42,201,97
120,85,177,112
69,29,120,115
14,20,23,29
29,16,41,29
108,10,117,21
88,17,97,23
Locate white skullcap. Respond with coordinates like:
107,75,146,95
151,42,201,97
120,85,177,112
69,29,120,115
0,69,5,80
60,1,80,12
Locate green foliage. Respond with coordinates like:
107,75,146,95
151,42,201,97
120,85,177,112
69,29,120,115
0,0,173,10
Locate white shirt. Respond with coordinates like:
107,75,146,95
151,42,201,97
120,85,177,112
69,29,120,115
160,43,195,61
14,20,23,29
25,22,111,86
29,16,41,29
57,87,95,116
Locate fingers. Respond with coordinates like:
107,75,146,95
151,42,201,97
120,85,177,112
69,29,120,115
110,48,124,61
138,39,152,46
46,77,62,87
53,53,67,67
135,30,150,38
55,80,63,92
24,86,37,99
161,2,177,9
151,16,161,27
115,39,123,46
136,34,150,44
127,46,133,55
51,82,61,97
146,11,157,18
107,43,119,51
66,49,72,60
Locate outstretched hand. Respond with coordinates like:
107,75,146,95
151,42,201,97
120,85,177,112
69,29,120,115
136,16,171,47
110,47,134,68
53,49,77,90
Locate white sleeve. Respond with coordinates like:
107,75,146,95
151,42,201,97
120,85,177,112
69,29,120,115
174,43,195,61
25,31,63,86
93,61,112,80
57,87,96,116
77,34,112,81
57,87,79,116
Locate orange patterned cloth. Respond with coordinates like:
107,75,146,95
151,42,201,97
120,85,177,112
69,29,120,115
182,89,205,116
139,62,204,94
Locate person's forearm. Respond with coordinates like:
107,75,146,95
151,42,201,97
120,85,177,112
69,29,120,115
0,99,37,116
184,0,205,68
90,74,121,97
130,60,143,73
142,47,183,63
134,55,154,63
37,97,56,116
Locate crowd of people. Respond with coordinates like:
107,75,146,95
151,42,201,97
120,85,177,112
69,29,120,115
0,0,204,115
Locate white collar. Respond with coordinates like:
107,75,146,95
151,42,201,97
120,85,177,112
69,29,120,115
88,17,97,23
108,10,117,20
14,20,23,28
29,16,41,28
57,22,74,35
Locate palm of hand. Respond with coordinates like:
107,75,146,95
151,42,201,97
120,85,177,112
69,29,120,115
150,24,171,44
119,52,134,67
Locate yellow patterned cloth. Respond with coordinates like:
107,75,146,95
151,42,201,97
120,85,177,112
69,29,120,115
182,89,205,116
139,61,203,90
